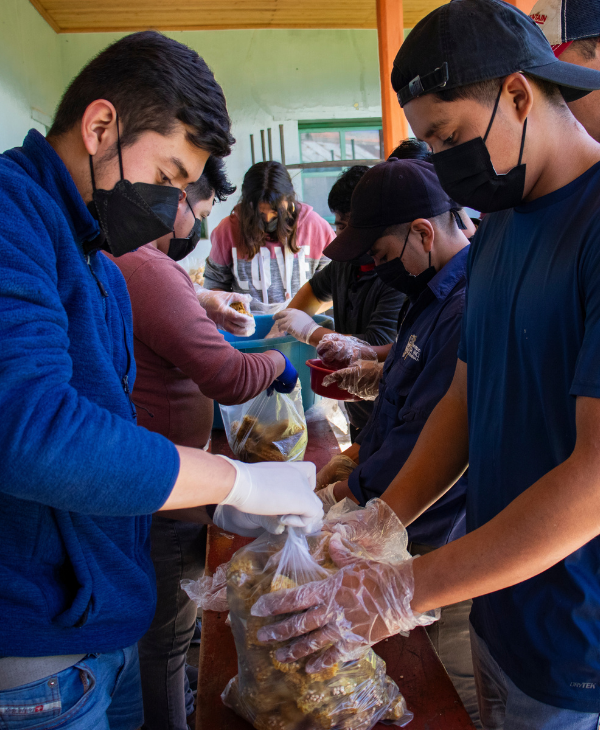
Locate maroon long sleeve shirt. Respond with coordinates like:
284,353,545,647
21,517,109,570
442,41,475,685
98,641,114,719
108,245,277,449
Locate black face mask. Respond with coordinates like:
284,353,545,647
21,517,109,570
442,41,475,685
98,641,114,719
265,217,278,234
168,201,203,261
432,87,528,213
87,119,180,257
375,230,436,300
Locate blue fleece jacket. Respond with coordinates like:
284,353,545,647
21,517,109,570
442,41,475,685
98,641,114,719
0,130,180,656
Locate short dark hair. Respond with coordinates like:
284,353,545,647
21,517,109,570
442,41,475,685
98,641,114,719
433,74,563,107
389,138,432,162
48,31,234,158
572,36,600,62
187,157,236,205
327,166,369,215
238,161,300,259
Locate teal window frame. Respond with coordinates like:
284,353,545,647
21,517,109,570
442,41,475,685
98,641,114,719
298,119,382,224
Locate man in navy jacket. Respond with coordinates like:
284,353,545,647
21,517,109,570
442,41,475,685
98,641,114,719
315,159,478,724
0,31,321,730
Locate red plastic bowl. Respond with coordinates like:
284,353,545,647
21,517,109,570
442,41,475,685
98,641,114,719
305,359,361,402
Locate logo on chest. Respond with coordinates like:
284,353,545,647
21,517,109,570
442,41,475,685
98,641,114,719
402,334,421,362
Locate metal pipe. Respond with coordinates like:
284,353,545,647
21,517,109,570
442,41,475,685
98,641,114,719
267,128,273,161
250,134,255,165
351,139,356,160
279,124,286,165
260,129,266,161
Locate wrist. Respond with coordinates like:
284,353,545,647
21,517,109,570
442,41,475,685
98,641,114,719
267,350,287,377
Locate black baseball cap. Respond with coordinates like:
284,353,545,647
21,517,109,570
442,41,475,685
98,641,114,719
324,159,459,263
392,0,600,107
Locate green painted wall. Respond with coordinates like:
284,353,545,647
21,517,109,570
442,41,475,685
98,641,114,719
0,0,63,150
0,2,385,249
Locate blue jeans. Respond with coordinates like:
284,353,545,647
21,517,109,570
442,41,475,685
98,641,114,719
0,646,142,730
138,517,206,730
471,624,600,730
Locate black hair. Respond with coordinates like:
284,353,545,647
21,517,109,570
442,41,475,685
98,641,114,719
187,157,236,205
327,166,369,215
238,161,300,258
389,138,432,161
432,74,563,107
572,36,600,61
48,31,234,158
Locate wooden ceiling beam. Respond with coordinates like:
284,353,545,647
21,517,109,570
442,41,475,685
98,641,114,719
31,0,445,33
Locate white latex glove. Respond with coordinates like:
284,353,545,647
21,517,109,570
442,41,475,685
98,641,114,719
194,286,256,338
213,504,286,537
270,308,320,344
216,456,324,534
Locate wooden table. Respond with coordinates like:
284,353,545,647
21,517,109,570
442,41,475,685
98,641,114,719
198,418,475,730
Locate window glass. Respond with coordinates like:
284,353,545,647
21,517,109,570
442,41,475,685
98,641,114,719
344,129,381,160
300,131,342,163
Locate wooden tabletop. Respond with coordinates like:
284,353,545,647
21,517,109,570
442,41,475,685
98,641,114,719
198,417,474,730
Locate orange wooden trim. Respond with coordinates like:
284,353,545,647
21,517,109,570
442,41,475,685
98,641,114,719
29,0,61,32
376,0,409,158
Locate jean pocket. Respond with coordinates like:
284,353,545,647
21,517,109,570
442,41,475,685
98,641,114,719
0,663,95,730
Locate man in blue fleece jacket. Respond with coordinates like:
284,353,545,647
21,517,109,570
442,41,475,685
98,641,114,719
0,31,322,730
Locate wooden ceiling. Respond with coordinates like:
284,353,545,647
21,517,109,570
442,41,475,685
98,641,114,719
30,0,446,33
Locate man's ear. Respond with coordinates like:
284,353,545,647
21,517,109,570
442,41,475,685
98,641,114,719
81,100,119,157
503,73,534,124
411,218,434,254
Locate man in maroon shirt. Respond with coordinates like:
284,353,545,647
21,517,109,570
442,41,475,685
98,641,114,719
108,158,295,730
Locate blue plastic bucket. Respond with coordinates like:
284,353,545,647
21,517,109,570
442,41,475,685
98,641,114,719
213,314,331,429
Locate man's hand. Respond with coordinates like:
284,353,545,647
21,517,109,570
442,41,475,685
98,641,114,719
317,334,377,369
322,360,383,400
195,287,256,337
216,457,323,534
269,309,320,344
316,454,358,490
213,504,286,537
252,532,436,672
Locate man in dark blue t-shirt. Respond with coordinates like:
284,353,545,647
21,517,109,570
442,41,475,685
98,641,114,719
253,1,600,727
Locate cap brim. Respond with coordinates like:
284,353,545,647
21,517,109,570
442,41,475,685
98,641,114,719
525,60,600,102
324,224,388,263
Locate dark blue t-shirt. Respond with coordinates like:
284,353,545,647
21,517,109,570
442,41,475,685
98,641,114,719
460,161,600,712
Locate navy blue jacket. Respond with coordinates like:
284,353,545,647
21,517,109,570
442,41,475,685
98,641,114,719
349,247,468,548
0,130,179,656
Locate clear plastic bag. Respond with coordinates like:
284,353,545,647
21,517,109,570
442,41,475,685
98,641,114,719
220,509,415,730
220,383,308,463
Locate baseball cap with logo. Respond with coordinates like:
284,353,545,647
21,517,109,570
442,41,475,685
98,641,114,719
324,158,459,263
391,0,600,106
530,0,600,58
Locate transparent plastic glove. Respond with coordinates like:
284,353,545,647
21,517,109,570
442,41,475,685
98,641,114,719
268,309,320,344
213,504,286,537
194,286,256,338
323,498,411,563
316,483,338,510
316,454,358,490
181,562,229,612
316,333,377,368
216,456,323,534
322,360,384,400
252,532,438,673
